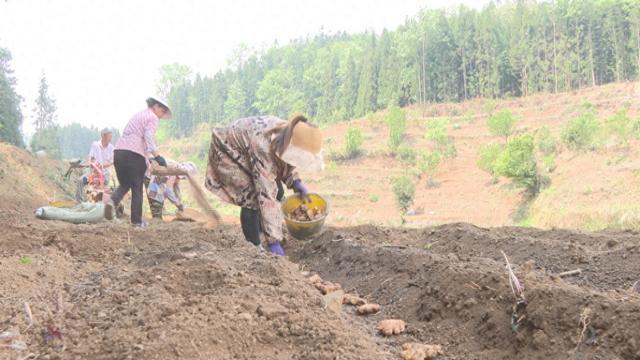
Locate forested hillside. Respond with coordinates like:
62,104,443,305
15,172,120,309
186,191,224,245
164,0,640,137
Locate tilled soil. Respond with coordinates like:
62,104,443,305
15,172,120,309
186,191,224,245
288,225,640,360
2,214,640,359
0,217,387,360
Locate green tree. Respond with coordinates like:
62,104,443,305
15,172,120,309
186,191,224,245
0,47,24,147
487,109,517,141
417,150,442,186
561,112,600,150
33,74,57,131
494,134,538,191
31,74,60,158
391,175,416,214
254,69,302,118
534,126,558,155
224,78,247,121
169,83,195,137
30,126,61,159
344,127,364,159
156,63,192,98
477,143,503,176
387,105,406,152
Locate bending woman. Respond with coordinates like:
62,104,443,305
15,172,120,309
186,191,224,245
205,115,323,256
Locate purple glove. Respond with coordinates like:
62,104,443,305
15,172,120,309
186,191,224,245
292,179,308,198
269,241,285,256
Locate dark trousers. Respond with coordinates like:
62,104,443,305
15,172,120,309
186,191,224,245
111,150,147,225
240,207,261,246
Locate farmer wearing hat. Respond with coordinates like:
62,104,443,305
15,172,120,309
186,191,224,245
105,96,171,227
205,115,323,256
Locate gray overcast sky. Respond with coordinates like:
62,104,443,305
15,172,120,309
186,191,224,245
0,0,488,136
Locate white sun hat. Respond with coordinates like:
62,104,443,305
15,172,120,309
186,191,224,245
278,117,324,172
147,95,172,117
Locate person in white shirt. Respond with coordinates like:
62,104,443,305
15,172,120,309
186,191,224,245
88,128,115,186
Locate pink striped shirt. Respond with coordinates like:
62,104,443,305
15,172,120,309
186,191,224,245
115,108,159,158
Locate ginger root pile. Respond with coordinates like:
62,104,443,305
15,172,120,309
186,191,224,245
289,204,325,222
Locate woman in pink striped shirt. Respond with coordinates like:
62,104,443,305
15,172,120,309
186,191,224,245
105,96,171,227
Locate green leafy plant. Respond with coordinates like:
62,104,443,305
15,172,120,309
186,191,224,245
19,256,31,265
604,110,632,147
443,142,457,159
417,150,442,187
487,109,517,141
387,105,406,152
477,143,503,176
369,194,379,203
396,145,416,164
426,118,456,159
534,127,558,155
542,154,556,173
494,134,538,191
325,160,337,173
391,175,415,213
484,99,497,115
425,118,450,145
562,112,600,150
367,111,382,130
344,127,364,159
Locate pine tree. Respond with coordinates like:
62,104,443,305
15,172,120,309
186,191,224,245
33,74,57,131
0,47,24,147
223,78,247,121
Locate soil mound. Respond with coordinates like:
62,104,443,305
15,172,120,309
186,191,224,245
289,225,640,359
0,143,74,217
0,220,386,360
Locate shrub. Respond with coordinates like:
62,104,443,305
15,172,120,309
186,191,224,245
425,118,450,146
443,142,457,159
477,143,503,176
604,110,632,146
367,111,382,129
542,154,556,173
417,150,442,186
562,112,600,150
325,160,337,173
484,99,497,115
391,175,415,213
387,105,406,152
344,127,364,159
396,145,417,164
534,127,558,155
494,135,538,191
487,109,517,140
426,118,457,159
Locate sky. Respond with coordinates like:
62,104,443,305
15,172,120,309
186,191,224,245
0,0,489,136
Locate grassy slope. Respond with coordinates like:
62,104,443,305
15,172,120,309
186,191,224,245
158,81,640,231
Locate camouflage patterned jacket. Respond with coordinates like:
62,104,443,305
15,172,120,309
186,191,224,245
205,116,299,244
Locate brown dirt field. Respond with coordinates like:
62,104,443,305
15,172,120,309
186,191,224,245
3,82,640,359
288,225,640,360
0,218,387,360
